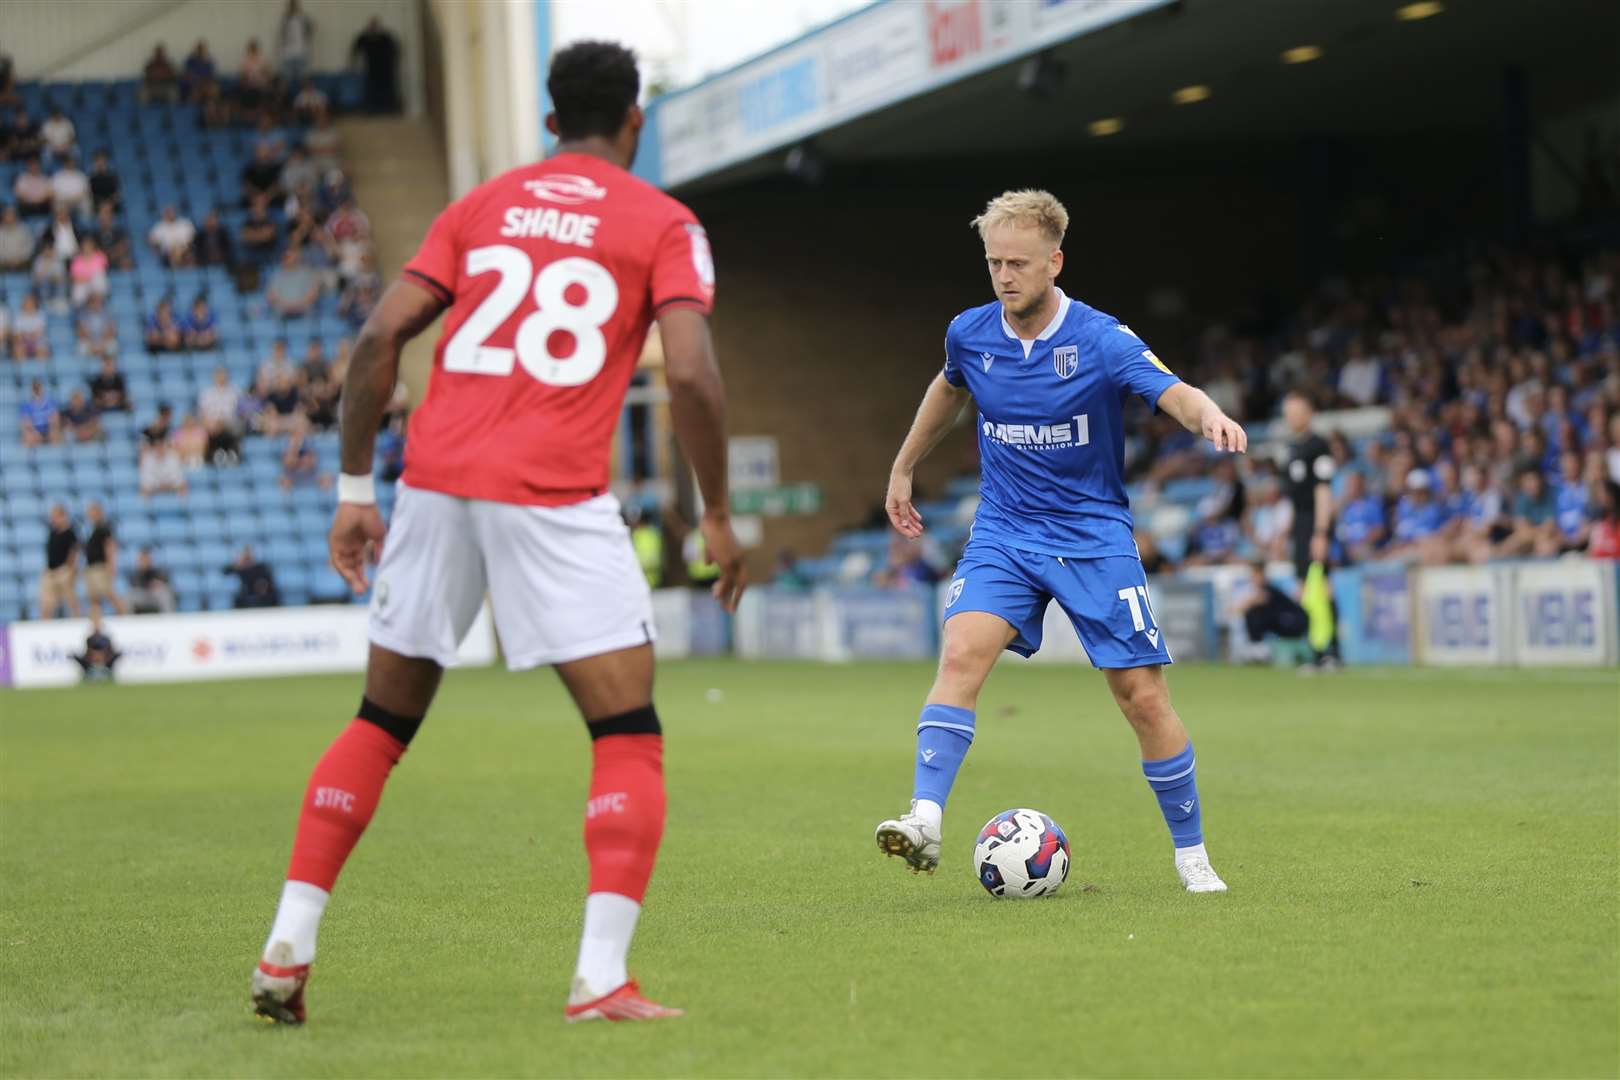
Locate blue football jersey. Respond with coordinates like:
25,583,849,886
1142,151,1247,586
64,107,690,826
942,289,1179,558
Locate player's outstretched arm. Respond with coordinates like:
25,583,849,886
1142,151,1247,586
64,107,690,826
1158,382,1248,454
658,306,746,612
888,373,970,538
329,278,445,593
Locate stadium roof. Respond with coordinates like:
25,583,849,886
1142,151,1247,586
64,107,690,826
634,0,1619,194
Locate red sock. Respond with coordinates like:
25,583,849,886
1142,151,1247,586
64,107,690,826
285,719,407,890
583,734,665,901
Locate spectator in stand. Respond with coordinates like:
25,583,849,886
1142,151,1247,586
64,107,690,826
141,45,180,105
292,78,329,126
144,296,185,354
304,343,342,428
61,389,101,442
262,369,306,435
251,114,289,162
316,168,351,218
69,235,109,308
14,157,53,217
226,545,281,608
184,295,218,351
1589,482,1620,559
87,149,120,212
138,436,188,496
0,57,21,111
39,504,80,619
91,203,132,269
82,501,123,616
238,195,279,267
0,302,8,355
142,402,174,446
267,246,322,317
351,16,402,113
873,535,941,589
197,75,231,129
1243,474,1294,562
1496,466,1561,558
238,373,270,432
11,294,50,359
19,379,62,445
40,106,76,161
205,413,242,466
1553,450,1592,551
147,205,196,267
305,110,341,171
0,205,34,269
198,366,239,423
375,412,406,482
1385,469,1452,564
1181,502,1242,566
280,145,320,201
33,204,80,304
3,111,41,162
338,272,378,329
279,429,331,490
182,40,217,101
128,547,176,614
51,153,90,218
172,411,208,469
1334,470,1387,563
192,209,235,269
257,338,294,385
89,353,129,412
278,0,315,84
296,339,328,383
240,144,283,208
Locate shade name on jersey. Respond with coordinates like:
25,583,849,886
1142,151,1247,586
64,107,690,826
982,414,1091,449
500,207,600,248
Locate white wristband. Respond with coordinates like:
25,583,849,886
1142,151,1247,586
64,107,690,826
337,473,377,505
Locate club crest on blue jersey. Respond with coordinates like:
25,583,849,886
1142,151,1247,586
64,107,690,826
1052,345,1078,379
946,578,965,606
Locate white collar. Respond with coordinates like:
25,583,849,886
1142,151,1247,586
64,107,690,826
1001,288,1071,358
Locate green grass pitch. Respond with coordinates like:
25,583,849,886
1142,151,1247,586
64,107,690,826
2,660,1616,1078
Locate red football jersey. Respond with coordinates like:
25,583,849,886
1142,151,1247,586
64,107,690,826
399,152,714,505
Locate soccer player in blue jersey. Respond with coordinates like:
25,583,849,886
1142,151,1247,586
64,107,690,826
873,190,1246,892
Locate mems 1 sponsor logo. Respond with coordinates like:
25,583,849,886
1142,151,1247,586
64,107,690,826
29,638,169,667
981,413,1091,449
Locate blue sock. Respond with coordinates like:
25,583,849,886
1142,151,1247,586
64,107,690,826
912,704,975,808
1142,742,1203,849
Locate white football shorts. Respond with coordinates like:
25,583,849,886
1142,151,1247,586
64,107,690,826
367,483,655,670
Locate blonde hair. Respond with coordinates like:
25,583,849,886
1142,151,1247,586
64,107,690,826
971,189,1069,246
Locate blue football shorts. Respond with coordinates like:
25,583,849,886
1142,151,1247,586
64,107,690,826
942,538,1172,668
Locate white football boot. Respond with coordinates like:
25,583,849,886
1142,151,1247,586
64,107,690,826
874,800,942,874
1175,846,1229,893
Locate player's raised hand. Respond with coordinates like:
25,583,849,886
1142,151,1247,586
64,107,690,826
886,471,925,538
1202,409,1248,454
329,502,387,594
701,510,748,613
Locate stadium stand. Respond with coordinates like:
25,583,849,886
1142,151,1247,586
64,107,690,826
799,242,1620,586
1,70,385,619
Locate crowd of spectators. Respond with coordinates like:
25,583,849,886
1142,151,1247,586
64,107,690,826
1127,246,1620,567
4,21,406,621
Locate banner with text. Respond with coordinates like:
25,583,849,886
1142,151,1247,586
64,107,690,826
3,605,497,689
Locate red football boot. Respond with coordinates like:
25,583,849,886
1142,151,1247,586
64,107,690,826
564,978,684,1023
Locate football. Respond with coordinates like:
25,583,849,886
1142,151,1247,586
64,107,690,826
973,808,1071,898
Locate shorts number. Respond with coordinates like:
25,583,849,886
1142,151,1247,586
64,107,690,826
443,245,619,386
1117,585,1158,633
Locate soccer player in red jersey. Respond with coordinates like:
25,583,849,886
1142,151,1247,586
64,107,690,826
250,42,745,1025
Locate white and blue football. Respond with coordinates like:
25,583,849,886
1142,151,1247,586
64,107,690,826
973,808,1070,898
